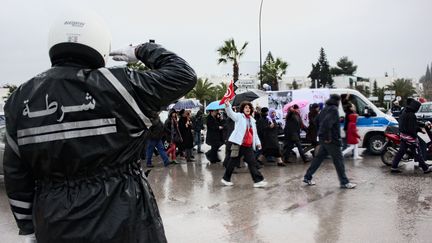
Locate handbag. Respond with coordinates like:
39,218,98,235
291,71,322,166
230,144,240,158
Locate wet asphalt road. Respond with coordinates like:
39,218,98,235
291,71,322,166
1,147,432,243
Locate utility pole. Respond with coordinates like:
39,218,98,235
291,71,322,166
259,0,264,88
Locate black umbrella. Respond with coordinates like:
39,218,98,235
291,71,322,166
232,90,266,106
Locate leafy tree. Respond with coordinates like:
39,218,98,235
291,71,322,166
258,52,288,91
330,56,357,76
3,84,17,100
355,84,370,97
308,62,321,88
426,65,431,82
127,61,148,71
386,78,416,103
214,82,228,100
422,64,432,99
185,78,215,104
309,48,333,88
377,87,385,107
292,80,299,90
372,80,379,97
318,48,333,88
217,38,248,91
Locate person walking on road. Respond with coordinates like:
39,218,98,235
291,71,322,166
179,110,195,162
305,103,320,155
3,9,196,243
221,99,267,188
165,109,182,164
192,109,205,154
283,105,310,163
342,106,362,160
206,110,223,163
261,108,285,166
146,114,171,167
303,94,357,189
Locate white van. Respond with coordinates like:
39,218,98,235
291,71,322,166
267,88,398,154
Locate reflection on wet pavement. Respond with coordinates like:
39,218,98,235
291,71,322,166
2,149,432,242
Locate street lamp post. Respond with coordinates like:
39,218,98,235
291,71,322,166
259,0,264,88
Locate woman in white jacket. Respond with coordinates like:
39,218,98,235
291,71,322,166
221,99,268,188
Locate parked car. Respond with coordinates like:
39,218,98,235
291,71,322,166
0,125,5,176
416,102,432,122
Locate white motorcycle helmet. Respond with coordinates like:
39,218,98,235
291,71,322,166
48,9,111,68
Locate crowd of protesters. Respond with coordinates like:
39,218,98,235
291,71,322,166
144,94,432,190
149,91,432,191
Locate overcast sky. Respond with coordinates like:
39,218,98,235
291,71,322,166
1,0,431,85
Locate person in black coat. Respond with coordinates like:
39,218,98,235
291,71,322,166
206,110,223,163
179,110,195,162
391,98,432,173
283,105,309,163
305,103,320,155
165,109,182,164
304,94,356,189
261,108,284,166
192,109,205,153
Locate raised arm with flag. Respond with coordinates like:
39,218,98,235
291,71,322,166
219,80,236,105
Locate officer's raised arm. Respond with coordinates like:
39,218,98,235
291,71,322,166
110,43,197,112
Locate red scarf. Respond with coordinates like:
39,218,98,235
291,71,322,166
242,114,253,147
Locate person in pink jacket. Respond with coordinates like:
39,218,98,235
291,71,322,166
342,109,362,160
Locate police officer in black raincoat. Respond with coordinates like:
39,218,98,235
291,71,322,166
3,10,196,243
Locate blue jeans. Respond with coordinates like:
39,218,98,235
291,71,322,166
304,142,349,185
194,130,202,152
146,139,169,166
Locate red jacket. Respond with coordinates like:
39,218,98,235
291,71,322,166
346,113,361,144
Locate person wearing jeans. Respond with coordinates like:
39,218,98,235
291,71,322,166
303,94,356,189
146,139,170,167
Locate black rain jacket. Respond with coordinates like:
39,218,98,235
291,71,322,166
399,99,422,138
317,96,341,145
3,43,196,243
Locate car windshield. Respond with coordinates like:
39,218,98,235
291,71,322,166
419,104,432,113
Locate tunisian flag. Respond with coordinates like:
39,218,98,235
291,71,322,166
219,80,236,105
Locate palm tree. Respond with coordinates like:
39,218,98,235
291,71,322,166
185,78,215,105
2,84,17,100
386,78,416,104
259,52,288,90
217,38,248,86
214,82,228,100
